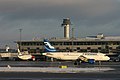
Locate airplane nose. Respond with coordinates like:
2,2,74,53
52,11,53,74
107,56,110,60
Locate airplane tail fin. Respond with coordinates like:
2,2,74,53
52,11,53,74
17,49,22,55
44,39,57,52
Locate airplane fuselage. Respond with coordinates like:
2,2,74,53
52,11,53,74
43,52,82,60
82,53,110,61
43,52,110,61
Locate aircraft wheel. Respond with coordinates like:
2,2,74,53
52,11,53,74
74,61,77,65
74,60,81,65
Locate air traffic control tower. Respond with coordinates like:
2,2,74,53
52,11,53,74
61,18,71,39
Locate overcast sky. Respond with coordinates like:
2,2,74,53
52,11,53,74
0,0,120,48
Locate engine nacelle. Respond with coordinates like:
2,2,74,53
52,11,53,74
88,59,95,64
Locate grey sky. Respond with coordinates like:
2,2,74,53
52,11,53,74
0,0,120,48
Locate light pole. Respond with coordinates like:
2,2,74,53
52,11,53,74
71,27,74,52
19,29,22,51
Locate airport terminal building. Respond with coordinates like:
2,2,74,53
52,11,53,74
16,33,120,56
16,19,120,56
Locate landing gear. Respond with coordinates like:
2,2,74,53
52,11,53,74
74,59,82,65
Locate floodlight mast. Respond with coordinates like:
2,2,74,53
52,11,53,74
19,29,22,51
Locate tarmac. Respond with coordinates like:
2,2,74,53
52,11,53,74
0,61,120,80
0,66,115,73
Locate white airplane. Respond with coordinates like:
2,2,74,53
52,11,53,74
17,49,35,61
42,39,110,64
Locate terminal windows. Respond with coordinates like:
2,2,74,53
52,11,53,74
98,47,101,50
77,47,80,50
87,47,91,50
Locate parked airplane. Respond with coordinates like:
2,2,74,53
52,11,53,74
17,49,35,61
42,39,110,64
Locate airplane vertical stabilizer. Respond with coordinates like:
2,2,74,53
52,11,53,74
44,39,57,52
